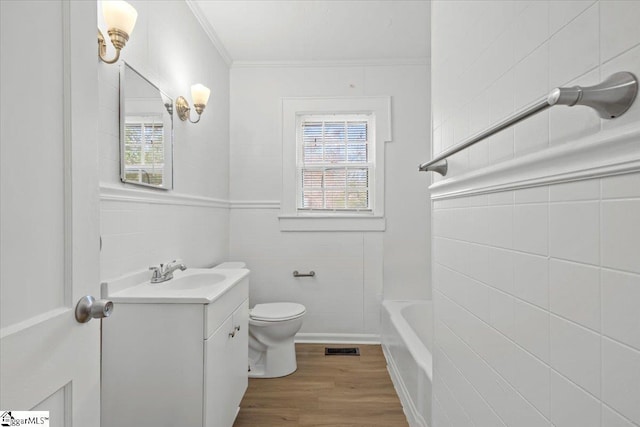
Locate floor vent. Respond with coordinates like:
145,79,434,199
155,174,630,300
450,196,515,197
325,347,360,356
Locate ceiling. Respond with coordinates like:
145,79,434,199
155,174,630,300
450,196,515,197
189,0,430,64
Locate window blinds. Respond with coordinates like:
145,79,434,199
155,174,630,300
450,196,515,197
124,122,165,185
298,117,372,211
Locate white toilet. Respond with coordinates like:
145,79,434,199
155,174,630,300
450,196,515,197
248,302,306,378
213,262,306,379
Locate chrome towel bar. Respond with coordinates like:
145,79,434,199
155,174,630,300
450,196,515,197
419,72,638,176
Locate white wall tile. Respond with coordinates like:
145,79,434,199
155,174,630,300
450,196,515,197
487,129,515,164
513,345,551,417
514,110,550,156
470,206,490,245
515,186,549,205
514,203,548,255
514,300,550,363
515,43,550,109
433,371,474,427
549,201,599,265
550,370,601,427
601,338,640,424
435,347,507,427
432,397,452,427
549,1,597,36
548,3,600,88
514,1,549,64
601,269,640,350
550,180,600,202
488,191,514,206
549,260,600,331
490,71,515,123
550,315,601,396
600,0,640,62
488,205,513,249
514,252,549,309
602,405,637,427
602,200,640,274
489,288,515,339
487,247,515,293
602,172,640,199
469,90,491,136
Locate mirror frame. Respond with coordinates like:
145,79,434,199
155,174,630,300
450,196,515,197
119,62,174,190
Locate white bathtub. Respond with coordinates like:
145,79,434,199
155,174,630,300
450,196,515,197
382,300,432,427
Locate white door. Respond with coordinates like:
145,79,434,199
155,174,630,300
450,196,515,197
1,1,101,425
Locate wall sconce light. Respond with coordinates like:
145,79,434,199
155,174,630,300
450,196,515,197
176,84,211,123
98,0,138,64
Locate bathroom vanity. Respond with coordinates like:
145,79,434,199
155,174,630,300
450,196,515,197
101,268,250,427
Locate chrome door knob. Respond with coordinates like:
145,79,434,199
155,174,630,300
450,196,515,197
75,295,114,323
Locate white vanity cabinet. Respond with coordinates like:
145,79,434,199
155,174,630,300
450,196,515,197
102,273,249,427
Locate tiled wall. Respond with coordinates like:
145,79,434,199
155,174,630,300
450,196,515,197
97,0,231,281
432,0,640,180
433,174,640,426
431,1,640,426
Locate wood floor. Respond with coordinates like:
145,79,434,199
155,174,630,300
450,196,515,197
233,344,408,427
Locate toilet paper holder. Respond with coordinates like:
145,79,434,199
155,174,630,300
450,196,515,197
293,270,315,278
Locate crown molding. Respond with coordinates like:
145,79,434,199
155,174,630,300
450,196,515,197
232,57,430,69
185,0,233,67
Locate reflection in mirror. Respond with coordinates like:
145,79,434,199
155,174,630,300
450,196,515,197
120,62,173,189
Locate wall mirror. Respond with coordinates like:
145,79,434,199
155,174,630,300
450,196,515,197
119,62,173,189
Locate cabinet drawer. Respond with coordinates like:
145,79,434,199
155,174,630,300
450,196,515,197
204,277,248,339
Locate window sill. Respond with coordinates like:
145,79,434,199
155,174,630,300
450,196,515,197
278,215,386,232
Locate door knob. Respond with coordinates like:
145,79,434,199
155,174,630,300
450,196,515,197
75,295,114,323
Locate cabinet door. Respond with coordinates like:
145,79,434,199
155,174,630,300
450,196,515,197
204,316,235,427
229,300,249,409
203,300,249,427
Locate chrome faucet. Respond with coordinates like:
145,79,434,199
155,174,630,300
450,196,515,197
149,259,187,283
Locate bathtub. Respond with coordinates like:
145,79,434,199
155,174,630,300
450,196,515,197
382,300,432,427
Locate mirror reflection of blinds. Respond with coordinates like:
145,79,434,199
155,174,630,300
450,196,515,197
299,118,371,212
124,123,164,185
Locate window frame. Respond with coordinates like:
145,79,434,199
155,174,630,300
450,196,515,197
280,97,392,232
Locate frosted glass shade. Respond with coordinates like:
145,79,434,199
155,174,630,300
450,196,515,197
191,84,211,106
103,0,138,35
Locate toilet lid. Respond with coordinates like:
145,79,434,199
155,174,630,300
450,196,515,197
250,303,306,321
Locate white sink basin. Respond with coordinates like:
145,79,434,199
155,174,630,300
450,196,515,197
154,272,226,290
102,267,250,304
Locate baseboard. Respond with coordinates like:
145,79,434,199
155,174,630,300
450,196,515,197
294,333,380,344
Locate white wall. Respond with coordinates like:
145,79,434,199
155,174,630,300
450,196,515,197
431,1,640,426
97,0,230,280
229,64,430,338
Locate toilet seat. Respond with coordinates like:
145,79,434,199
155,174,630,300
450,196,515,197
250,303,306,322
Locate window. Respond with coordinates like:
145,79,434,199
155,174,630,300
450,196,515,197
280,97,392,231
298,115,373,212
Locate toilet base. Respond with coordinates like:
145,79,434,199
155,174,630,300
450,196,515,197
248,337,297,378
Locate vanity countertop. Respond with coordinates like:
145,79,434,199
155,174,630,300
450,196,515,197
101,268,250,304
